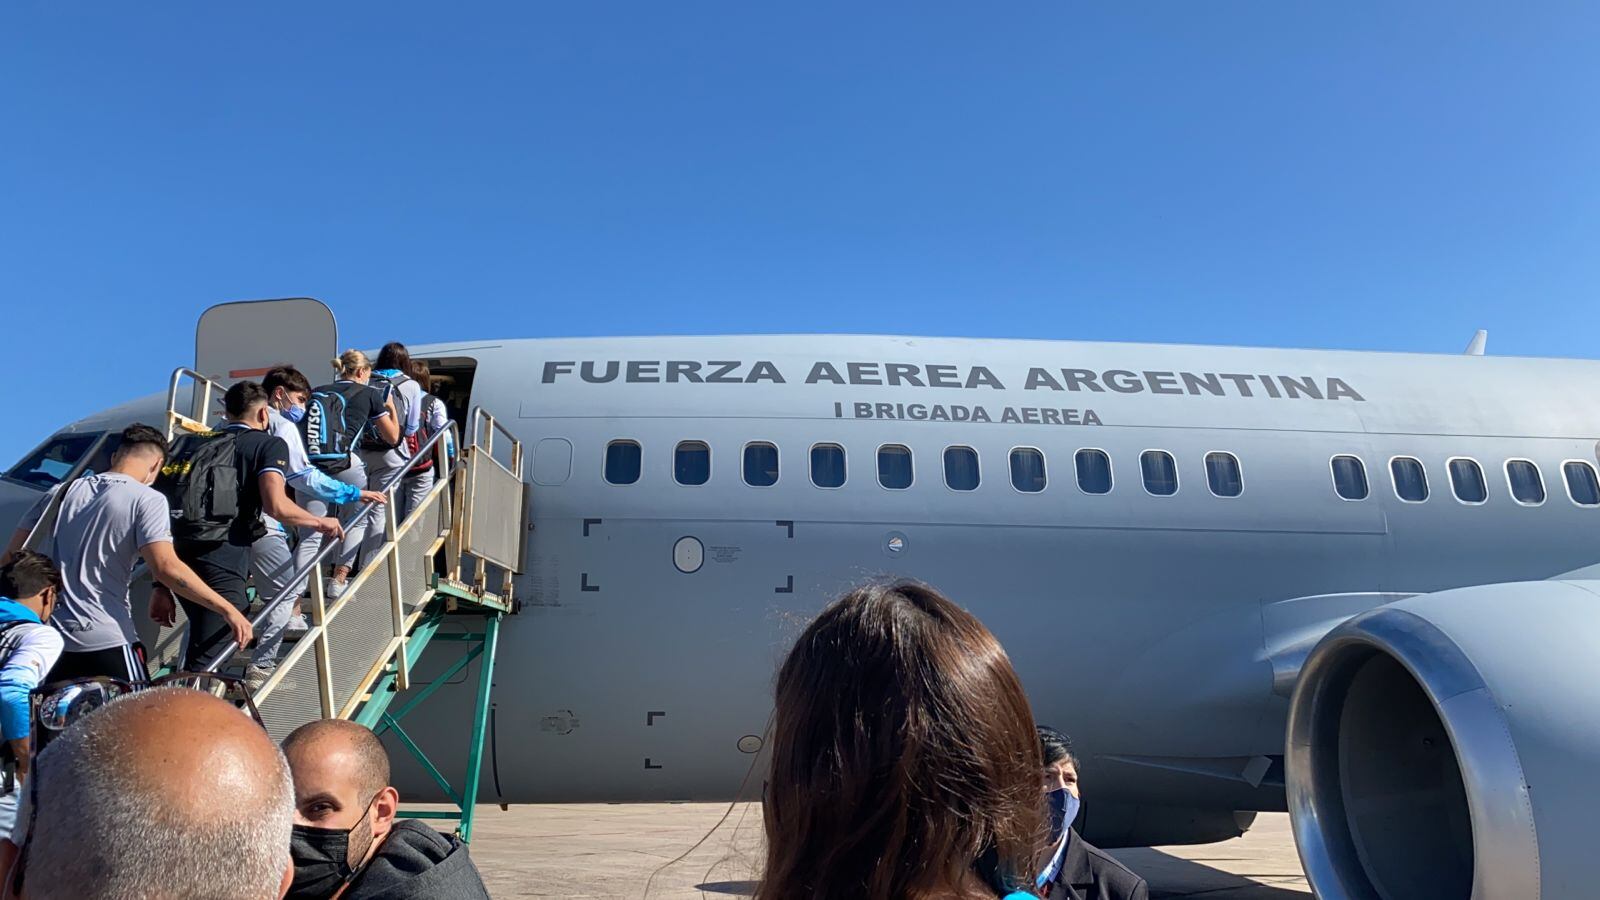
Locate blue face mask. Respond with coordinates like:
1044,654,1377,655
284,403,307,424
1036,788,1081,888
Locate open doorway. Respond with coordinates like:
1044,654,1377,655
415,356,477,428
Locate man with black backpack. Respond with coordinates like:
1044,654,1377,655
152,381,343,670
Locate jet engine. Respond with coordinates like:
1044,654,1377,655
1286,579,1600,899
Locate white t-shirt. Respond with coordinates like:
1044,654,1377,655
0,615,65,740
21,475,172,653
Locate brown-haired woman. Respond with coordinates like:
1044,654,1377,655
398,360,452,519
358,342,427,558
761,581,1048,900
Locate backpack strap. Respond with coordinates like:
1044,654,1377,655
45,478,86,561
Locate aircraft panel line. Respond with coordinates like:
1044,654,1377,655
514,413,1592,442
548,515,1388,537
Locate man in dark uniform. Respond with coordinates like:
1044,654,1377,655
1038,726,1149,900
156,380,342,669
281,718,489,899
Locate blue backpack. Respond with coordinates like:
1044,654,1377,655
302,384,361,474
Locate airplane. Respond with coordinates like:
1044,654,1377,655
3,298,1597,899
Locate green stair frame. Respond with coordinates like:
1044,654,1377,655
350,576,506,843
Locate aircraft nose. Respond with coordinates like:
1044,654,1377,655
0,479,44,540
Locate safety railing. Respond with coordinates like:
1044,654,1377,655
451,408,526,602
204,420,460,728
136,367,528,742
165,367,222,439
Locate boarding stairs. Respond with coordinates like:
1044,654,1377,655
27,366,528,841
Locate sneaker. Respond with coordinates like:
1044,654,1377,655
245,665,273,693
326,578,347,601
286,614,310,634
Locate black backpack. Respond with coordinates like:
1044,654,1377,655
361,373,411,452
303,383,361,473
154,429,242,543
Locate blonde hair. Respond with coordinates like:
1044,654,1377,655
333,349,372,377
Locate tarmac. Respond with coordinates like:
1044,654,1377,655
441,803,1312,899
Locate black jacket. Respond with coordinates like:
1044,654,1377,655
1051,830,1149,900
344,820,491,900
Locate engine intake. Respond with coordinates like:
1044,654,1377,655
1287,580,1600,900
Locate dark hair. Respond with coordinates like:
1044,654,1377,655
761,582,1045,900
262,366,311,397
375,342,412,378
111,424,168,463
410,360,432,393
0,550,61,600
1037,726,1075,768
224,381,270,419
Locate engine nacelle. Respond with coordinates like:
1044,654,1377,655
1286,580,1600,899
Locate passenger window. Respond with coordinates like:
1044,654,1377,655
675,441,710,486
1075,449,1112,495
1331,455,1368,500
878,445,913,490
1447,459,1487,504
1390,457,1428,502
1140,450,1178,496
1563,461,1600,506
604,440,641,485
1505,460,1545,505
1009,448,1046,493
944,446,979,491
1204,452,1242,497
743,442,779,487
811,444,846,488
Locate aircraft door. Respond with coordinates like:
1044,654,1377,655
194,298,338,388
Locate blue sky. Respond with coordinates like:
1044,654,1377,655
3,2,1598,464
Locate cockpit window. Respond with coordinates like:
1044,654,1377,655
5,432,109,489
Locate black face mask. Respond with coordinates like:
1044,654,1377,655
287,801,376,900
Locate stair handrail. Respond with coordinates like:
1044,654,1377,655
165,367,221,439
453,406,526,582
196,416,461,672
466,406,523,478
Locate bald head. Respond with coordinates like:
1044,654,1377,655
282,718,390,801
24,687,294,900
